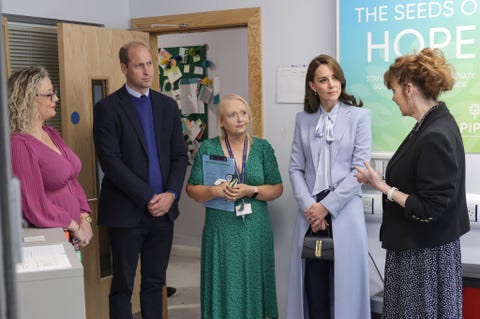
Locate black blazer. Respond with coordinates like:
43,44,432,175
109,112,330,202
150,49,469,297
381,103,470,250
93,85,188,227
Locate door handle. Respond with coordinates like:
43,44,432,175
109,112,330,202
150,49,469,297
87,198,98,202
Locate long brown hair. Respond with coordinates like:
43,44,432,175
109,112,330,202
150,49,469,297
304,54,362,113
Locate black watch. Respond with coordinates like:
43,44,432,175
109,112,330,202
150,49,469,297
251,187,259,199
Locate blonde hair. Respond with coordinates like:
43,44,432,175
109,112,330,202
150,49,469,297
8,66,49,133
216,93,253,143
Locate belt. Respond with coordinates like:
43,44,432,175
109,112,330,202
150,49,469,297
316,189,330,202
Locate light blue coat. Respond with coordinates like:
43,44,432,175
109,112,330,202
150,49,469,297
286,102,371,319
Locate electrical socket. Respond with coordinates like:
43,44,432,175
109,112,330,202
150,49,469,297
371,159,384,178
467,204,477,222
371,152,393,179
363,192,480,221
466,193,479,222
362,194,374,215
372,193,382,214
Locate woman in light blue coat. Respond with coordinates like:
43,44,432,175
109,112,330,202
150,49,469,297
286,54,371,319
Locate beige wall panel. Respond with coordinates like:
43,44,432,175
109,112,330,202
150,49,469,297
58,23,148,189
57,23,153,319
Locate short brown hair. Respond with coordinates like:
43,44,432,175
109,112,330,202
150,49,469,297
119,41,149,65
384,47,455,100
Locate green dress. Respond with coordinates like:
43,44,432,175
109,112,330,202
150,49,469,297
188,136,282,319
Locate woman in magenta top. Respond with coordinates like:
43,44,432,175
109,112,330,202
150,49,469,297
8,66,93,248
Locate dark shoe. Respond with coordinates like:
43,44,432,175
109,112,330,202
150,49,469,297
167,286,176,297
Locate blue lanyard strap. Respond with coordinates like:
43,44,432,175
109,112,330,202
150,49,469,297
224,136,247,184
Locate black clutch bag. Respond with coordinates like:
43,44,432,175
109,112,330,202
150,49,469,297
302,229,334,260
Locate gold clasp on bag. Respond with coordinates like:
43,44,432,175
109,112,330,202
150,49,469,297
315,240,323,257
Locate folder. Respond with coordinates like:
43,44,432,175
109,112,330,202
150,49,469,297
202,154,235,212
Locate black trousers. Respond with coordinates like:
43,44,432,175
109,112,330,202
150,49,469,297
108,214,173,319
305,190,333,319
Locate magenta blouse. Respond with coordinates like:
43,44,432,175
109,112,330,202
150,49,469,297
10,126,91,228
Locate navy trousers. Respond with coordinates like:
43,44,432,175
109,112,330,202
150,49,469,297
305,190,333,319
108,214,173,319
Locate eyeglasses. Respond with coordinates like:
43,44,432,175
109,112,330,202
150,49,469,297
213,173,238,186
225,174,238,187
36,91,57,101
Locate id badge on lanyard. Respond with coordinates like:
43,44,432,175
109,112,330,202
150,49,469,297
236,200,252,218
225,136,253,222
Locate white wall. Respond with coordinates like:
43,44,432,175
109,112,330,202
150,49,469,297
1,0,130,29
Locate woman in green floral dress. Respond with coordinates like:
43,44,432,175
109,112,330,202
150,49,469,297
186,93,283,319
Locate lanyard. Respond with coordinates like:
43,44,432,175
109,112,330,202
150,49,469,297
224,136,247,184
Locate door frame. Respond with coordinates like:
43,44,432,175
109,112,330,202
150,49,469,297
2,18,11,78
130,7,264,137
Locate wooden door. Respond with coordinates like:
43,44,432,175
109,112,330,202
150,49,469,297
57,23,166,319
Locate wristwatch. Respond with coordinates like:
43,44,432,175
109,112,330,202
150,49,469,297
82,216,93,223
167,191,178,200
251,186,259,199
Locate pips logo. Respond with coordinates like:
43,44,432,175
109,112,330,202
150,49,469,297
469,103,480,121
460,103,480,135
